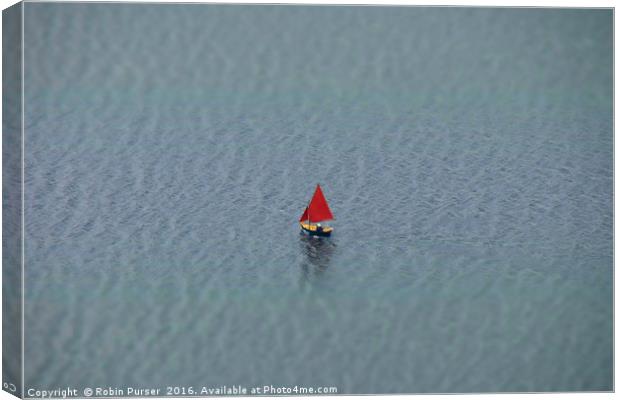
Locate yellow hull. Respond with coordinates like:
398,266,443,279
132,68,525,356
300,222,333,236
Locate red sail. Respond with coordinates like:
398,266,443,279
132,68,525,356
299,184,334,223
299,207,309,222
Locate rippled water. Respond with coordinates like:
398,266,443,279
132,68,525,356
21,4,612,394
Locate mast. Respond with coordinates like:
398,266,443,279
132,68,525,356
308,186,311,226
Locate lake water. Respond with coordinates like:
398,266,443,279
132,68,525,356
21,4,612,394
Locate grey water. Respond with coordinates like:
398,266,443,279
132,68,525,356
20,4,612,394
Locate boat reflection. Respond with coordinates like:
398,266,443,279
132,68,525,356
299,234,336,278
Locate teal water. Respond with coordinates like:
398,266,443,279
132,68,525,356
21,4,612,394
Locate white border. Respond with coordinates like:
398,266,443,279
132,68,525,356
11,0,620,6
0,2,616,400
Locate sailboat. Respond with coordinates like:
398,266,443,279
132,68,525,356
299,184,334,237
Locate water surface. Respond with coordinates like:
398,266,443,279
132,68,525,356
22,5,612,393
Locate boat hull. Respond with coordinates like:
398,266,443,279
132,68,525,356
300,222,333,237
